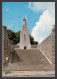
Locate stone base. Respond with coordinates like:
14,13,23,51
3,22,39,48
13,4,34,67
19,44,31,49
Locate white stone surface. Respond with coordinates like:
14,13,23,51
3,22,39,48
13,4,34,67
19,17,31,49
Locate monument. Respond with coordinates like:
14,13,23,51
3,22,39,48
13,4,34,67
19,17,31,49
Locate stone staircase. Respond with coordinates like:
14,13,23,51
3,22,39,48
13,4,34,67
3,49,55,71
13,49,50,65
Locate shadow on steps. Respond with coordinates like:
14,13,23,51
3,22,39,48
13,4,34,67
11,49,23,63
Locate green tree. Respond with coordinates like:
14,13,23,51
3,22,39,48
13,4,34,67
29,34,38,45
7,30,16,44
34,41,38,45
7,30,38,45
15,31,20,43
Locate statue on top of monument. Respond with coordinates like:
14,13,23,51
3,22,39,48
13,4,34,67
23,17,26,27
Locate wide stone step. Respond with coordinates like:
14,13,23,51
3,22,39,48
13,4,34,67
3,49,54,71
13,49,51,65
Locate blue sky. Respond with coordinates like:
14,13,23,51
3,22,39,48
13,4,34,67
2,2,55,43
2,2,43,33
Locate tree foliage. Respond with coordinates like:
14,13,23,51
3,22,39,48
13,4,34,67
7,30,38,45
7,30,16,44
29,34,38,45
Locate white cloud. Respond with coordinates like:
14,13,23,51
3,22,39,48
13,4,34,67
7,24,13,29
39,37,43,43
5,8,9,12
28,2,55,13
30,2,55,44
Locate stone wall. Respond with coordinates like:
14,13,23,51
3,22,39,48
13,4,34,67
51,27,55,64
40,26,55,64
14,45,37,49
14,45,19,49
31,45,37,49
2,26,11,66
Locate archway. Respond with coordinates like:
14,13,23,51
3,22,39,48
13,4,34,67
24,46,26,49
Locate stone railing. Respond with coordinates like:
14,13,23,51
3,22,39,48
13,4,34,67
31,45,37,49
